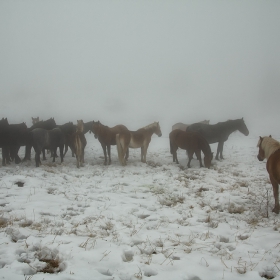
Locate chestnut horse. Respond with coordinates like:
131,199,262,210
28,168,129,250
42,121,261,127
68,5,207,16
169,129,213,168
257,136,280,214
116,122,162,166
91,121,129,165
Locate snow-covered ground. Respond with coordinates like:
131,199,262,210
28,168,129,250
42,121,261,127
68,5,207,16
1,132,280,280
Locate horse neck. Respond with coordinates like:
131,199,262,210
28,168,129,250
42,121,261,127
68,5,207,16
200,137,211,156
221,120,241,136
83,121,92,133
262,138,280,159
144,125,158,136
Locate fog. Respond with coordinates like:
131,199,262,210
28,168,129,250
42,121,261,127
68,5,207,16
1,1,279,136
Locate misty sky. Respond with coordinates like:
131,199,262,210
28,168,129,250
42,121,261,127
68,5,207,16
1,1,279,136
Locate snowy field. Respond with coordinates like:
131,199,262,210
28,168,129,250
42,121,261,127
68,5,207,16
1,132,280,280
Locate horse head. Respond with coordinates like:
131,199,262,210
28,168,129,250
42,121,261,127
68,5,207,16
204,152,213,169
91,121,101,139
32,117,39,124
237,118,249,136
77,120,84,133
154,122,162,137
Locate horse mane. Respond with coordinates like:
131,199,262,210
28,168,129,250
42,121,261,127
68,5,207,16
258,136,280,159
142,122,158,130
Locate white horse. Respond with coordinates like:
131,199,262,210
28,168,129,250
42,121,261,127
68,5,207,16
172,120,210,131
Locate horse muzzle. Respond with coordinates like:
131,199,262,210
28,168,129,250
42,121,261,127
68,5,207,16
257,155,264,161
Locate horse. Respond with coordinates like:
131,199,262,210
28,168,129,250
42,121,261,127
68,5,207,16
69,120,87,168
31,117,40,125
116,122,162,166
30,127,64,167
186,118,249,160
257,136,280,214
23,118,57,161
55,122,76,157
169,129,213,168
91,121,129,165
64,121,92,157
8,122,28,164
83,121,93,134
172,120,210,131
0,118,10,166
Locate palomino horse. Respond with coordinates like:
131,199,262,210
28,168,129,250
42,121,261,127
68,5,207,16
172,120,210,131
70,120,87,168
91,121,129,165
116,122,162,166
186,118,249,160
257,136,280,214
169,129,213,168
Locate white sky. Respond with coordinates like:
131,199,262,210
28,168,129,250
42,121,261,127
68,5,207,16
1,1,279,136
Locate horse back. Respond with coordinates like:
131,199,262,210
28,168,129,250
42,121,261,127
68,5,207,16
187,123,220,143
172,123,187,131
169,129,196,150
267,149,280,183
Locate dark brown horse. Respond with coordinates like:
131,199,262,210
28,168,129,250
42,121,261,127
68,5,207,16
116,122,162,166
91,121,129,165
257,136,280,214
186,118,249,160
169,129,213,168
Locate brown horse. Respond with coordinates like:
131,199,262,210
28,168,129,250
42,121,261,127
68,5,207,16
70,120,87,168
116,122,162,166
91,121,129,165
257,136,280,214
169,129,213,168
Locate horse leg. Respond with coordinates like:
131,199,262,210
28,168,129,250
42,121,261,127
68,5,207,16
195,150,203,167
141,147,144,162
173,146,179,164
187,150,194,168
14,146,21,164
216,142,224,160
23,145,32,161
63,144,68,157
81,147,85,166
42,149,47,160
76,154,80,168
270,175,279,214
107,145,111,165
125,148,129,161
2,148,6,166
35,151,41,167
59,146,64,163
219,142,224,159
102,144,107,165
142,144,149,163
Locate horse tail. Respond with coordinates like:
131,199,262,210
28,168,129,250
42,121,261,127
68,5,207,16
169,133,174,155
74,133,83,168
116,133,124,165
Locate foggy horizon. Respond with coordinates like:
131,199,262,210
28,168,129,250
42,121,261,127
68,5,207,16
1,1,279,136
